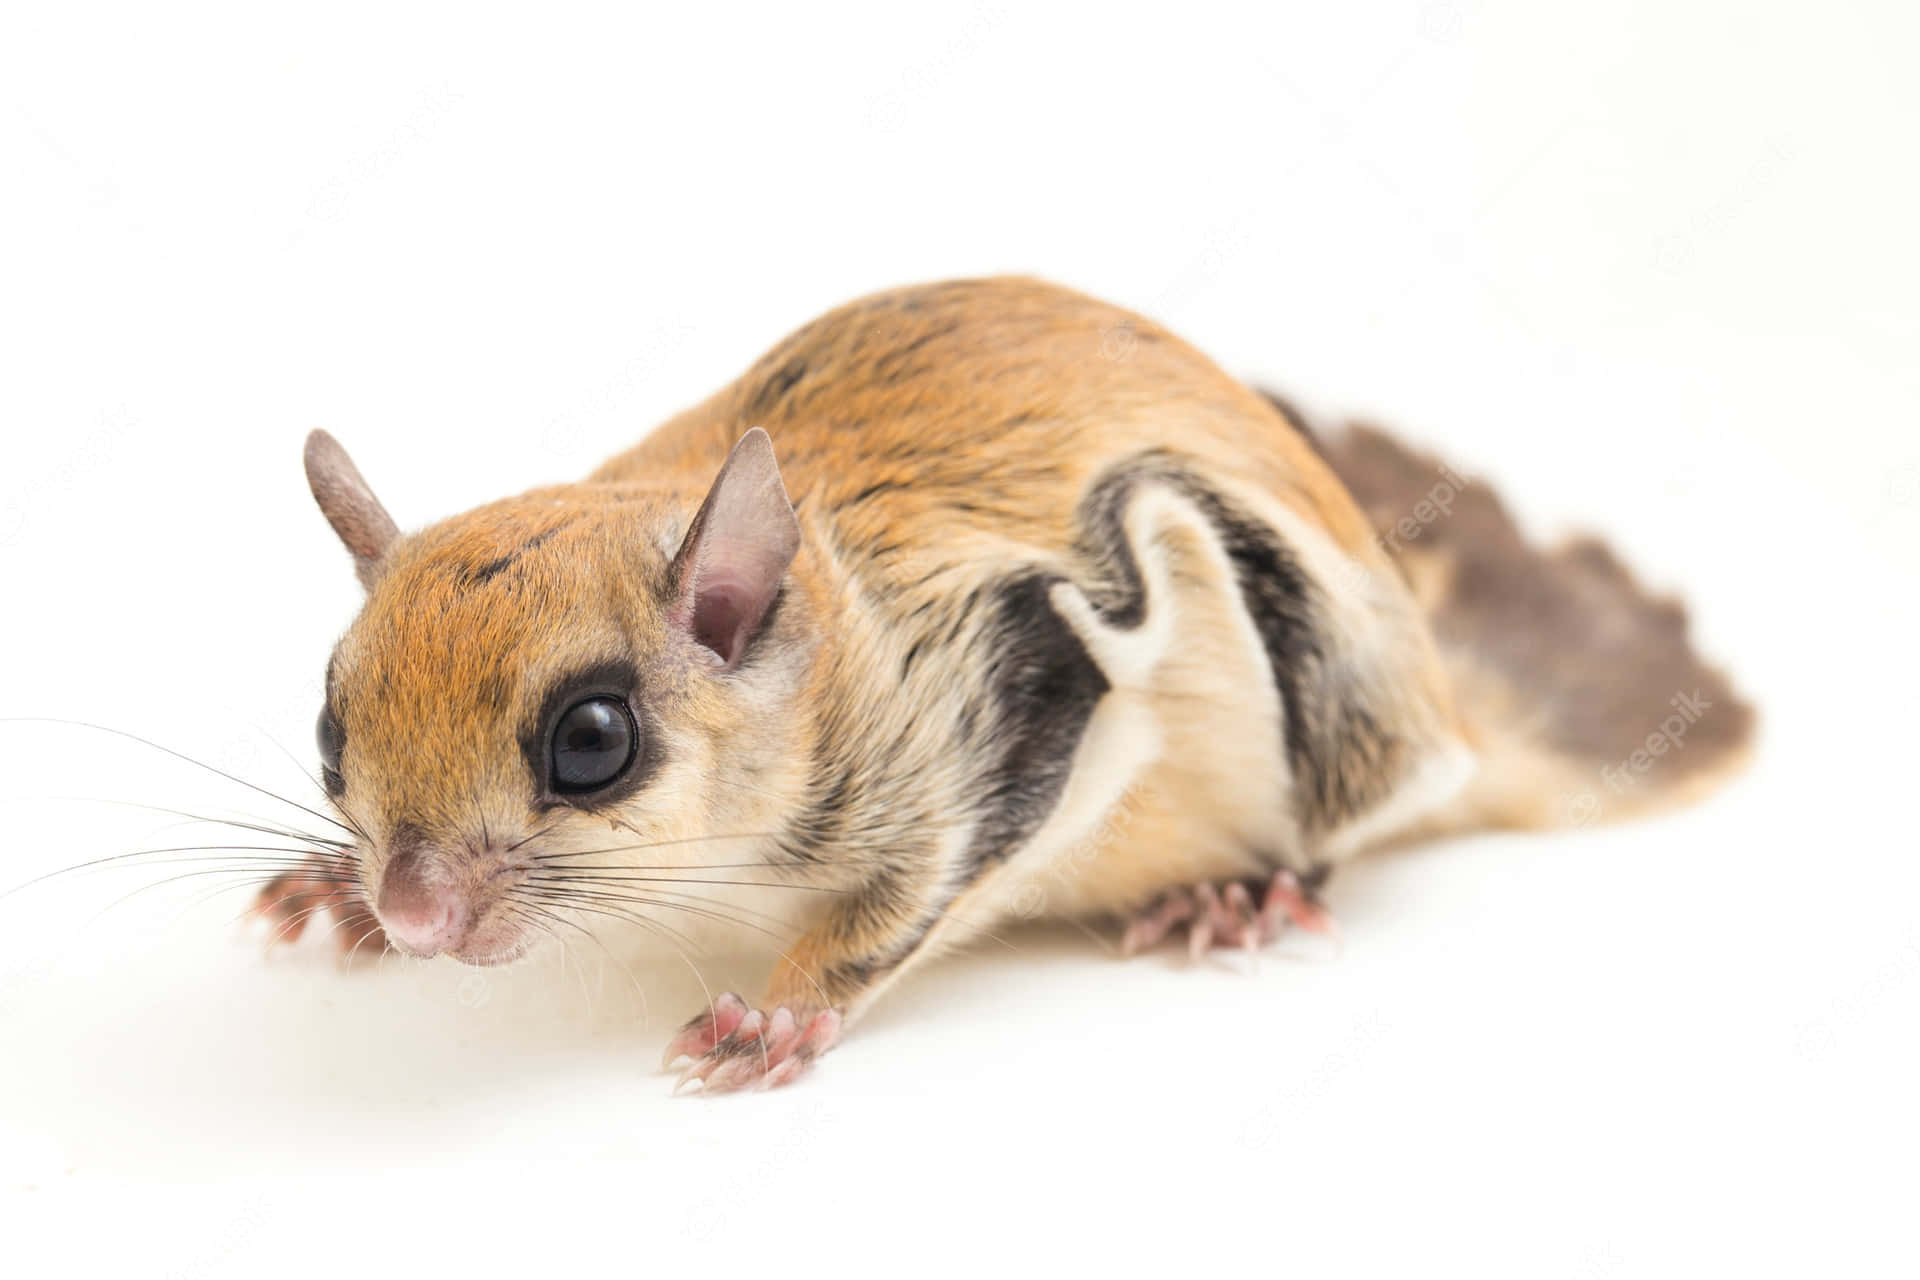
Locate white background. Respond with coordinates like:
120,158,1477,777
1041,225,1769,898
2,1,1916,1275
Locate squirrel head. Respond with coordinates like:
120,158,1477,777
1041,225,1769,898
301,428,811,964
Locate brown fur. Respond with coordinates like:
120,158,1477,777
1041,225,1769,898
298,278,1751,1067
1307,420,1755,830
304,430,400,589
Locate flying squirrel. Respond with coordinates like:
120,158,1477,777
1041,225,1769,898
272,277,1754,1092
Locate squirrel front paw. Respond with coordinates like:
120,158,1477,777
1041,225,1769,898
662,992,842,1094
250,862,386,962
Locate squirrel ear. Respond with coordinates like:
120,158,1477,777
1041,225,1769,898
304,430,399,590
670,428,801,669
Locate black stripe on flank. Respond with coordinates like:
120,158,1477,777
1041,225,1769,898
1069,458,1178,629
960,572,1110,873
1196,491,1401,827
1073,455,1403,832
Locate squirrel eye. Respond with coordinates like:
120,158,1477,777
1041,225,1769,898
316,705,346,794
551,697,637,794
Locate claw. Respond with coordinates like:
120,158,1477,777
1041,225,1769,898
1122,892,1195,955
670,1004,842,1095
1187,882,1219,960
685,1009,767,1093
1262,870,1339,938
1222,881,1256,945
1125,868,1337,960
662,991,750,1069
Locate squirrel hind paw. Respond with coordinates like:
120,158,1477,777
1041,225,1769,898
1121,870,1337,960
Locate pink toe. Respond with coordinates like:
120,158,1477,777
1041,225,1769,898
801,1009,842,1053
662,992,751,1068
760,1056,809,1090
669,1002,843,1095
700,1054,760,1095
1267,871,1338,936
1124,891,1198,954
762,1006,801,1065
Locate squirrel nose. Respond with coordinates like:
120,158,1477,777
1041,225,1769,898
376,848,471,956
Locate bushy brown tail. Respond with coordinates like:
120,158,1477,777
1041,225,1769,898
1269,397,1756,833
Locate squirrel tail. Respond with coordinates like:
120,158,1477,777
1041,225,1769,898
1266,394,1757,834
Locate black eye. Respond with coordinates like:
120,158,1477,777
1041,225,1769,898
316,705,345,794
550,697,637,794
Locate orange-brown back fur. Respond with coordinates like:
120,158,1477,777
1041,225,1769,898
307,276,1752,1042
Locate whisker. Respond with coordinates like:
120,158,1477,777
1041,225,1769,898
511,900,650,1018
531,859,813,873
531,881,803,933
518,886,802,955
0,717,362,839
551,889,835,1015
96,866,327,945
59,796,353,849
505,821,559,856
79,864,311,927
262,898,345,947
699,773,801,805
254,726,349,811
519,879,835,1014
514,901,718,1023
469,779,493,855
550,873,1020,964
521,885,795,940
53,854,355,882
339,914,388,970
511,889,707,955
506,904,632,1020
526,871,847,894
297,887,382,956
530,831,788,862
558,919,598,1016
1,843,352,901
512,896,717,1025
523,887,837,1011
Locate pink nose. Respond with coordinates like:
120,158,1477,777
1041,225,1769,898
377,850,471,956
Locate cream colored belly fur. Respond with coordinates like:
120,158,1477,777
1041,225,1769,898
974,479,1477,930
